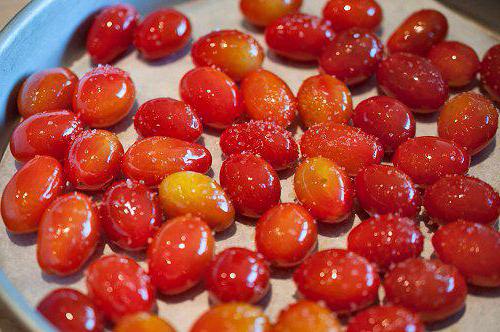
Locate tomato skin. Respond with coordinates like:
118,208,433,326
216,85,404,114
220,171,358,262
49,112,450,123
347,305,424,332
322,0,383,32
387,9,448,56
432,220,500,287
114,312,176,332
273,300,342,332
1,155,64,233
37,288,103,332
134,8,191,60
100,180,162,251
86,4,139,64
255,203,317,267
240,0,303,27
86,254,155,323
392,136,470,186
481,44,500,102
147,215,215,295
383,258,467,322
17,67,78,118
122,136,212,187
10,110,84,162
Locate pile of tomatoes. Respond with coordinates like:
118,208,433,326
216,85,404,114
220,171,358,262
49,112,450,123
1,0,499,331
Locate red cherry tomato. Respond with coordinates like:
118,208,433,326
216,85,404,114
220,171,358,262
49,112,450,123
114,312,176,332
347,305,424,332
240,0,303,27
220,120,299,171
352,96,415,153
86,4,139,64
122,136,212,187
100,180,162,251
322,0,383,32
294,249,380,313
355,164,421,217
179,67,244,129
255,203,317,267
10,110,83,162
432,220,500,287
392,136,470,186
134,8,191,60
265,13,334,61
1,155,64,233
65,129,124,191
383,258,467,322
481,44,500,102
37,288,103,332
86,254,155,322
148,215,215,295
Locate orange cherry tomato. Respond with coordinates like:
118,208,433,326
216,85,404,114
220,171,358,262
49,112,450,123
240,0,303,27
322,0,383,32
114,312,177,332
273,300,342,332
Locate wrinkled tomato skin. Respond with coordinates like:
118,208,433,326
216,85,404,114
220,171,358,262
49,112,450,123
322,0,383,32
10,110,84,162
86,255,155,323
240,0,303,27
265,13,334,62
86,4,139,64
273,300,342,332
294,249,380,313
387,9,448,56
100,180,162,251
147,215,215,295
432,220,500,287
134,8,191,60
423,175,500,226
179,67,244,129
255,203,317,267
17,67,78,118
65,130,124,191
297,74,353,127
300,123,384,176
114,312,176,332
355,164,421,217
347,214,424,271
191,30,264,81
481,44,500,102
37,288,103,332
206,247,270,304
383,258,467,322
220,154,281,218
220,120,299,171
73,65,135,128
392,136,470,186
1,156,64,233
376,53,448,112
347,305,424,332
352,96,415,153
438,92,498,155
122,136,212,187
319,28,383,86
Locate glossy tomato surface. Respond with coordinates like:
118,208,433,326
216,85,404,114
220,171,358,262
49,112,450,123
322,0,383,32
114,312,176,332
347,305,424,332
273,300,342,332
481,44,500,102
240,0,303,27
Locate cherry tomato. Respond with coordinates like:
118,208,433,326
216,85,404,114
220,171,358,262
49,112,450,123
347,305,424,332
100,180,162,251
438,92,498,155
10,110,83,162
300,123,384,176
322,0,383,32
114,312,176,332
65,129,124,191
179,67,244,129
17,67,78,118
1,155,64,233
265,13,334,61
255,203,317,267
37,288,103,332
86,255,155,322
432,220,500,287
319,28,383,86
376,53,448,112
240,0,303,27
134,98,202,142
122,136,212,187
273,300,342,332
392,136,470,186
423,174,500,226
352,96,415,153
191,30,264,81
387,9,448,56
355,164,421,217
383,258,467,322
294,249,380,313
148,215,214,295
73,65,135,128
86,4,139,64
220,120,299,171
481,44,500,102
297,74,352,127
